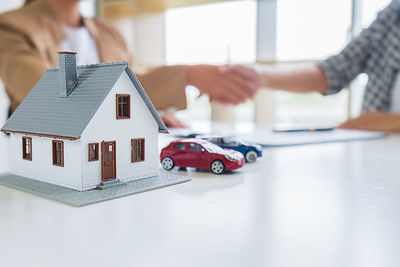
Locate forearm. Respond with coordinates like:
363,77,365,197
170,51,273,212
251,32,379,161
184,64,213,87
260,64,329,94
381,114,400,132
369,113,400,132
338,112,400,132
136,65,187,111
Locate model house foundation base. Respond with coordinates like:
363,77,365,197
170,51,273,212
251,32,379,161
0,172,190,207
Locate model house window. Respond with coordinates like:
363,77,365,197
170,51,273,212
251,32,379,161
88,143,99,161
22,137,32,160
131,138,145,162
116,94,131,119
52,140,64,167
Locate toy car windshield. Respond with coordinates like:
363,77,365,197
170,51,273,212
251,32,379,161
202,142,225,153
223,137,240,145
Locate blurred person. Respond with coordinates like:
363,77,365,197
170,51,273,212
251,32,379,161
0,0,258,127
223,1,400,132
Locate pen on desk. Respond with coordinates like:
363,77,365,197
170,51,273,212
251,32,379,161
273,127,334,133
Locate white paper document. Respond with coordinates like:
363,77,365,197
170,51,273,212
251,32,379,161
237,129,386,147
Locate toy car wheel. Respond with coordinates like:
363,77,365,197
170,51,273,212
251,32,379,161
211,160,225,174
245,150,258,163
162,157,175,170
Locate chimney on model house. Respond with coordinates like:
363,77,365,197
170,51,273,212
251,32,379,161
58,51,77,98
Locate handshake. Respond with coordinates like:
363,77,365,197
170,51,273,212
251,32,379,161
184,64,262,105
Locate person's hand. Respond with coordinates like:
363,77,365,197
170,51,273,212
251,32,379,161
218,64,261,88
337,112,400,132
184,64,260,105
160,112,189,129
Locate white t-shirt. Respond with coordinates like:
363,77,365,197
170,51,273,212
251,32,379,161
60,25,100,65
390,72,400,113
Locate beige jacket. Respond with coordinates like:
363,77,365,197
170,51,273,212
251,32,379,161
0,0,187,113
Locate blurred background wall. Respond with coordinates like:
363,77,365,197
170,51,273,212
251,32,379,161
0,0,392,128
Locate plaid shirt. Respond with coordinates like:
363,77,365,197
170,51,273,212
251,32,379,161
318,1,400,112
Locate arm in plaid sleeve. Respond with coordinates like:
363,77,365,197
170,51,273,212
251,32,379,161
317,2,397,95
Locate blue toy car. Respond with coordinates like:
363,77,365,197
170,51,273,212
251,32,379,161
197,135,262,163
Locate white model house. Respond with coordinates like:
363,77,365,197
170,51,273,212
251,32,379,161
1,52,168,191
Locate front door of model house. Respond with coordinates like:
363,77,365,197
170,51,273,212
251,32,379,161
101,141,116,181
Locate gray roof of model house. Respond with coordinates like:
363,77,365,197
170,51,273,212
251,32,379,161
1,57,168,139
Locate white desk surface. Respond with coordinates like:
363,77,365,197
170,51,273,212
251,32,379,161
1,130,400,267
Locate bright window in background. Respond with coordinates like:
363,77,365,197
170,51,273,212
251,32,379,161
362,0,391,27
276,0,351,61
165,1,256,121
275,0,352,126
164,0,393,126
166,1,256,64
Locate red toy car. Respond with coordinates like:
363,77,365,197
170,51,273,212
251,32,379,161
160,139,244,174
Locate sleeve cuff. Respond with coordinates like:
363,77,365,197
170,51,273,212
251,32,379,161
316,59,345,96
